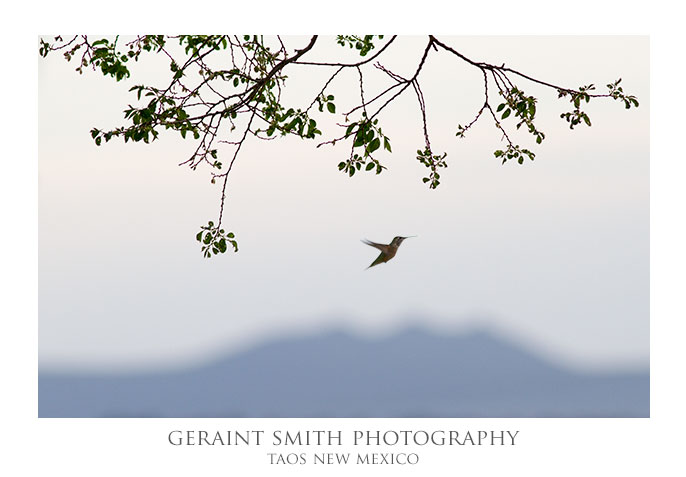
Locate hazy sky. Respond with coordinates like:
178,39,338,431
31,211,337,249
38,36,649,372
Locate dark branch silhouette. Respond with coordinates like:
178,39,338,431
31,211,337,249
39,35,639,257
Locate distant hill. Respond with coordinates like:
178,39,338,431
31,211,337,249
39,327,649,417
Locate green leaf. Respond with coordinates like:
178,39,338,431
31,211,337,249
365,162,375,171
368,137,380,153
327,102,336,114
502,109,511,119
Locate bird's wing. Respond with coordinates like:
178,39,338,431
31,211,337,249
361,239,389,253
367,252,387,269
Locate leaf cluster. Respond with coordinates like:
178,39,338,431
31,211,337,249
559,79,638,131
494,144,535,165
607,78,639,109
558,84,596,129
337,115,391,177
416,147,448,189
263,107,322,139
497,86,545,145
315,94,337,114
335,35,384,57
196,221,238,258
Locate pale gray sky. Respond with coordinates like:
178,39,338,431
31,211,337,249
38,36,649,372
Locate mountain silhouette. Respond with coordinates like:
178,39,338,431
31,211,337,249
38,327,649,417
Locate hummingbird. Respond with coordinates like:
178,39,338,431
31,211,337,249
362,236,416,269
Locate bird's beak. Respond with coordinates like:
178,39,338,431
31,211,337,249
402,235,417,239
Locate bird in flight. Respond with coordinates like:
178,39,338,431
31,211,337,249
362,236,416,269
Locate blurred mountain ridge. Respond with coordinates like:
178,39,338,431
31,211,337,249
39,326,649,417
